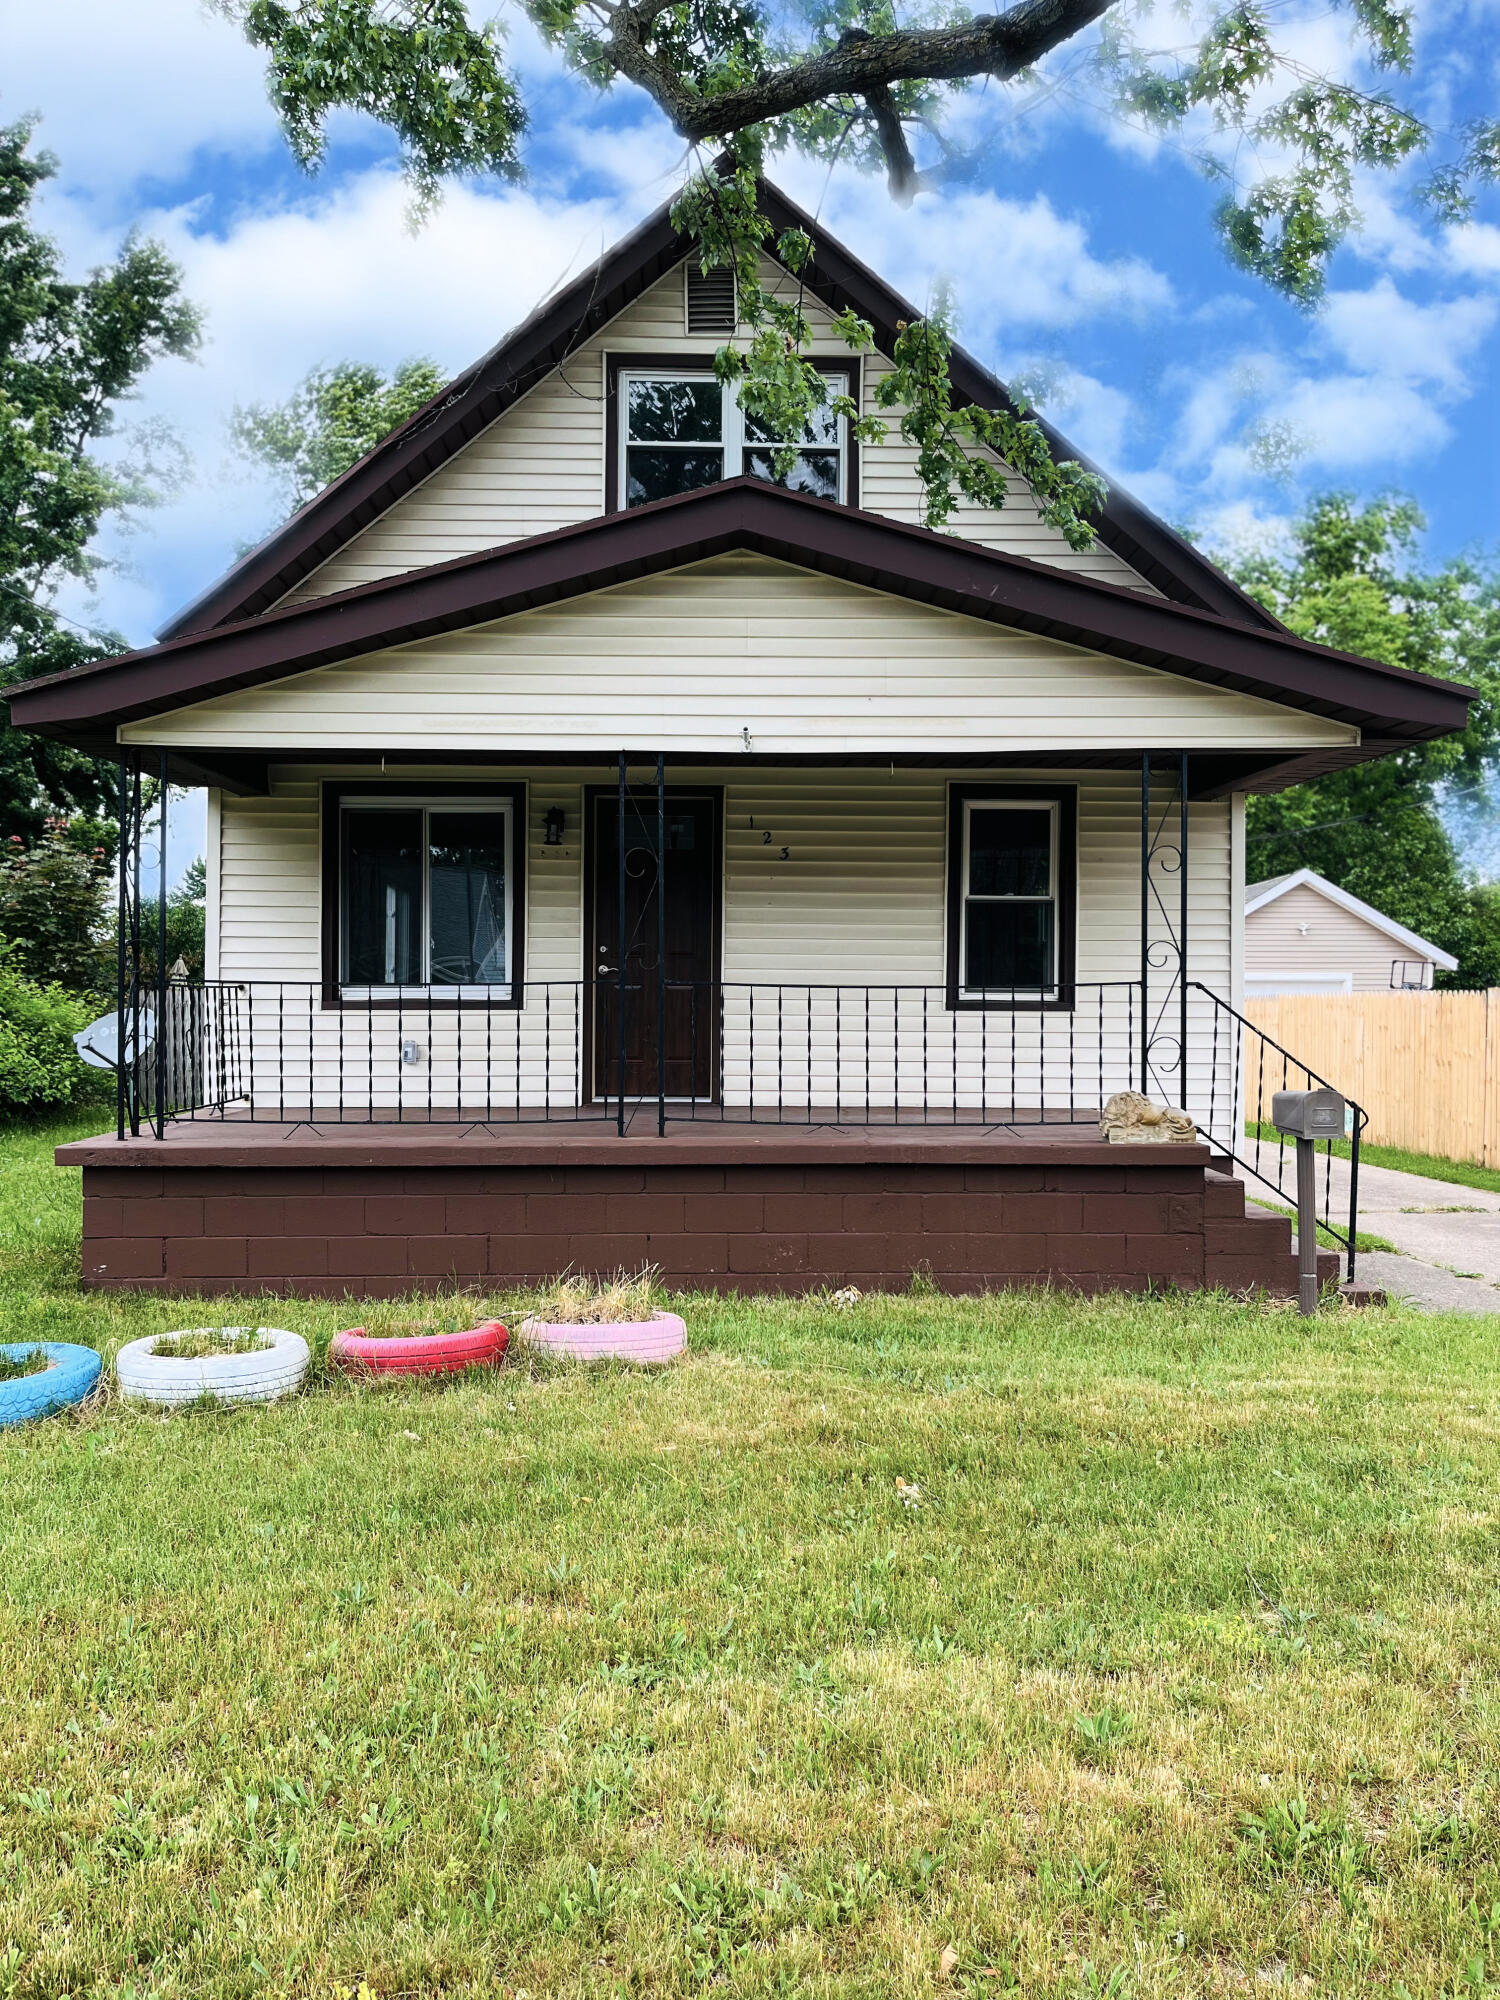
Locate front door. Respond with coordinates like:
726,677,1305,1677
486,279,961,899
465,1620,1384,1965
589,790,719,1102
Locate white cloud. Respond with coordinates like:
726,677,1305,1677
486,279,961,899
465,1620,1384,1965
1277,374,1454,469
1319,277,1496,392
795,170,1175,334
43,166,660,639
6,0,279,200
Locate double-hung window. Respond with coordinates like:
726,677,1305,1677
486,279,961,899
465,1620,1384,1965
619,369,849,508
947,787,1076,1007
335,795,517,1001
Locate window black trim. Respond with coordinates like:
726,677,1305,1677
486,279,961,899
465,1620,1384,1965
945,783,1077,1011
604,353,861,513
320,780,527,1009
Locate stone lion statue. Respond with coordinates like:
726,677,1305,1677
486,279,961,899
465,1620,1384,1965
1099,1091,1198,1144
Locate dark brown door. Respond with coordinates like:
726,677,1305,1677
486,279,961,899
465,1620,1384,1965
590,791,719,1102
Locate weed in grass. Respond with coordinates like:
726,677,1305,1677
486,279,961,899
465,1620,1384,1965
531,1267,661,1323
147,1326,268,1359
1073,1706,1134,1758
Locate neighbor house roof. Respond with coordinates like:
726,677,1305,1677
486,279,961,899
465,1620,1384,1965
1245,867,1459,970
155,175,1285,641
8,480,1474,799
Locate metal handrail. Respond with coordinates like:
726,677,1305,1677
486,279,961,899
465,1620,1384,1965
1188,981,1365,1281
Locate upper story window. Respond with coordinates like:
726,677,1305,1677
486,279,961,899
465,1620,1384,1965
620,370,849,508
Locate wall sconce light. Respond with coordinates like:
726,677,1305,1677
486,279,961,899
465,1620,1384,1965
543,806,565,847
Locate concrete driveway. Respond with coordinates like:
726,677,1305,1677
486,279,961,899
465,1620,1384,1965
1249,1151,1500,1312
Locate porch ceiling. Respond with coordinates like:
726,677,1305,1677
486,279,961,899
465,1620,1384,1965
6,482,1474,793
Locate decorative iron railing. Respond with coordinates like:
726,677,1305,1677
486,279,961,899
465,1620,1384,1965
1189,981,1365,1280
114,974,1364,1280
142,978,1150,1131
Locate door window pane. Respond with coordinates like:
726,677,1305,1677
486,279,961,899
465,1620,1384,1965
965,901,1054,992
343,810,422,986
428,812,508,986
968,808,1052,896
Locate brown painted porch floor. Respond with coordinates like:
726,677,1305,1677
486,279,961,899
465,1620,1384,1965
59,1112,1211,1170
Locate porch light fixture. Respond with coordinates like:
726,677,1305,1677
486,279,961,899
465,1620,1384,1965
543,806,565,847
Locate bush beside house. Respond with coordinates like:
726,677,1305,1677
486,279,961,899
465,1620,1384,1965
0,820,113,1117
0,966,106,1116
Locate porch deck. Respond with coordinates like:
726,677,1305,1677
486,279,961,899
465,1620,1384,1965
60,1117,1318,1300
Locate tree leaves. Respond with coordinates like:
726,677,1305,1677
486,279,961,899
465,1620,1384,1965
0,119,201,843
221,0,526,218
231,357,448,514
1235,495,1500,984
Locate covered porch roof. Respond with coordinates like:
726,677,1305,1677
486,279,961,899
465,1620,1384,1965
7,479,1473,801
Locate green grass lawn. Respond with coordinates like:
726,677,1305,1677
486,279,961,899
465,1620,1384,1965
3,1117,1499,1998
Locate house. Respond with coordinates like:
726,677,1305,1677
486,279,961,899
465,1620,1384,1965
8,178,1474,1298
1245,868,1458,994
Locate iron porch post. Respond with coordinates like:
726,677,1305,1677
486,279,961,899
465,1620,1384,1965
115,754,128,1141
129,765,143,1137
617,751,627,1137
656,753,666,1138
1179,749,1189,1111
156,750,169,1138
1139,750,1149,1093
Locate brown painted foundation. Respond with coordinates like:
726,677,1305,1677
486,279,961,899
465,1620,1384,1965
59,1124,1330,1298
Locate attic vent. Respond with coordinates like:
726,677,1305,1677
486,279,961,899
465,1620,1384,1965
685,264,737,334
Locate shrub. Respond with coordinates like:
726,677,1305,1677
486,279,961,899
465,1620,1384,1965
0,818,111,992
0,964,107,1117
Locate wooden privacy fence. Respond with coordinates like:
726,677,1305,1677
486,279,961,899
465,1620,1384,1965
1245,990,1500,1166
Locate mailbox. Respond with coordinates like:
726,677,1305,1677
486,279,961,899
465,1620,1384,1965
1271,1087,1346,1140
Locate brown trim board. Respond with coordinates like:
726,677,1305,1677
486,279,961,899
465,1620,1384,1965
8,481,1473,754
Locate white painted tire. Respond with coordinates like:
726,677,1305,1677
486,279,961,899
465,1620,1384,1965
114,1327,310,1408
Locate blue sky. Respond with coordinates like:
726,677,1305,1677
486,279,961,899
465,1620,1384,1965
7,0,1500,873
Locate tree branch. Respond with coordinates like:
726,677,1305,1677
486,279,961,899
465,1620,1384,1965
609,0,1119,142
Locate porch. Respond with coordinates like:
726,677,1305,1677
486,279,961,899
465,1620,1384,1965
60,1115,1333,1298
81,749,1364,1297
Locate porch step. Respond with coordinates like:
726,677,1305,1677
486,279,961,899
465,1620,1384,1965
1203,1170,1341,1296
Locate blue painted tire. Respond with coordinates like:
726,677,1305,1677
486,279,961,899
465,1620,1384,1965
0,1342,103,1428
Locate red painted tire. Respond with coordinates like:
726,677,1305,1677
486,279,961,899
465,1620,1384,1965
329,1320,508,1376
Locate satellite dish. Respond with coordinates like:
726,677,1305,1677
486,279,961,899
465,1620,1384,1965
74,1008,156,1072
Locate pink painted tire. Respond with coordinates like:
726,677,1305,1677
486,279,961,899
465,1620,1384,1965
329,1320,508,1376
519,1311,686,1365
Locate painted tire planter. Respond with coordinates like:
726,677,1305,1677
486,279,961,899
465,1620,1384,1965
329,1319,509,1376
0,1342,103,1427
114,1327,309,1408
520,1310,686,1365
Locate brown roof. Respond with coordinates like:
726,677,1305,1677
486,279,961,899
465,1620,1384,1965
10,480,1472,779
155,175,1286,640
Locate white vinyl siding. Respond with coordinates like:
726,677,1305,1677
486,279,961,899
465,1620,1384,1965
278,256,1162,605
128,555,1356,757
213,763,1231,1114
1245,883,1440,994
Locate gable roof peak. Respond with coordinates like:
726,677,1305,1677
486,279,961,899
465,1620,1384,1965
159,170,1282,642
